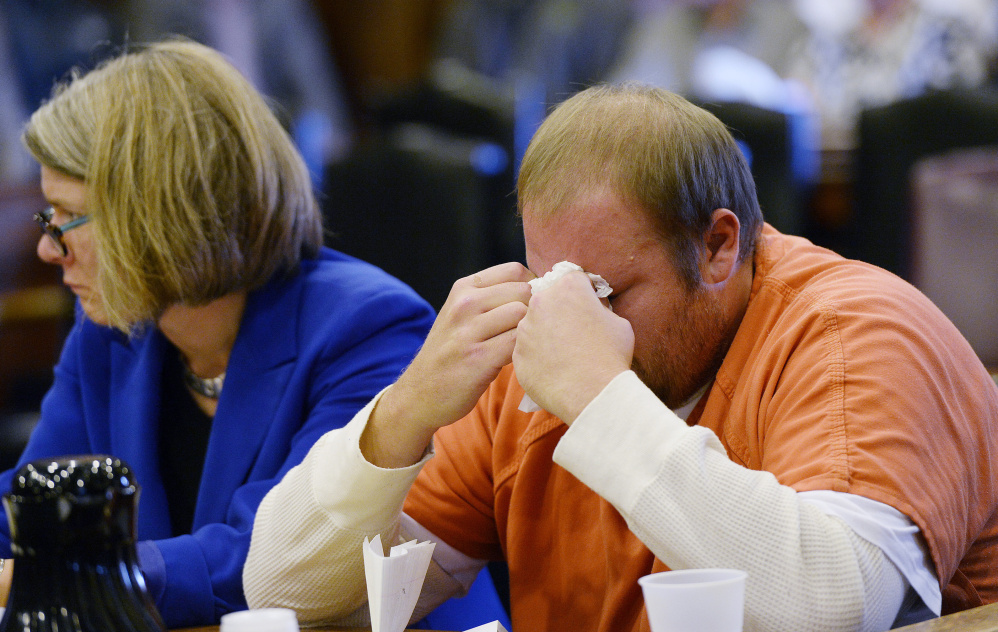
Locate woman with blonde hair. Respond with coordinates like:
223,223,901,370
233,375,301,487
0,39,436,628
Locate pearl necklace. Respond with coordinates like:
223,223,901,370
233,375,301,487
182,364,225,399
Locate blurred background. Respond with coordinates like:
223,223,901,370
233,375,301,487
2,0,998,472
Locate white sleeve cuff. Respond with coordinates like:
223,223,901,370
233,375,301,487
310,387,434,532
799,490,941,615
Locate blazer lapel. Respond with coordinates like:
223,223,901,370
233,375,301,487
192,274,302,526
108,329,173,539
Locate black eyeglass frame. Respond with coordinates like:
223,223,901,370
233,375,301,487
33,206,91,257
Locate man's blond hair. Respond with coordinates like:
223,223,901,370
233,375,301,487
518,83,762,289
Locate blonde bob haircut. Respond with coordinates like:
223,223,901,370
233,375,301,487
22,39,323,332
517,83,762,291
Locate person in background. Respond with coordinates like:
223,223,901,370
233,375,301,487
0,39,436,628
244,83,998,631
433,0,633,111
605,0,807,104
786,0,998,149
0,0,352,188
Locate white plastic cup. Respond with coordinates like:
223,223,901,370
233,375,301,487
219,608,300,632
638,568,747,632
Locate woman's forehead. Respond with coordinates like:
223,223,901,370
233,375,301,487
40,166,87,210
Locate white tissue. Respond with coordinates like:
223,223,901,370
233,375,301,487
363,535,436,632
528,261,612,298
519,261,614,413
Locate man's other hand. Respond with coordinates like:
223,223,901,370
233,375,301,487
363,262,534,467
513,270,633,423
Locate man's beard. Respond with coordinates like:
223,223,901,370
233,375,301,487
632,285,734,409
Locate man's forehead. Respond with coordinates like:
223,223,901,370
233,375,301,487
523,203,649,279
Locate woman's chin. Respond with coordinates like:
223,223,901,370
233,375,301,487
79,299,110,326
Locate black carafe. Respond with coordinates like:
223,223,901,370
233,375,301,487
0,455,167,632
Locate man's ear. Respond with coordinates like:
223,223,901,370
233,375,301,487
702,208,741,285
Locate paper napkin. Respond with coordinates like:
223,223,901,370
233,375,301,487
463,622,510,632
363,534,436,632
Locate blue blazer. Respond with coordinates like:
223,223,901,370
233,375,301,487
0,249,435,627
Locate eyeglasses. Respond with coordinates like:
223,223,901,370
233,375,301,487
33,206,91,257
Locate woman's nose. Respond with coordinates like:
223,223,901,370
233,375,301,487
36,233,64,264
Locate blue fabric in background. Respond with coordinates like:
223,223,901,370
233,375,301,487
413,567,511,631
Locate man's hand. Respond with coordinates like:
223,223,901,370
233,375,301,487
513,271,634,423
362,262,534,467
